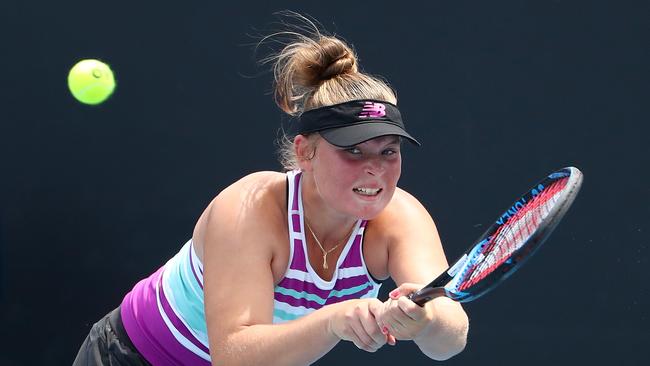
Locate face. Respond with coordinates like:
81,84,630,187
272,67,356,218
299,135,402,220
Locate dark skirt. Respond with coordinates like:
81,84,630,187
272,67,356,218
72,306,151,366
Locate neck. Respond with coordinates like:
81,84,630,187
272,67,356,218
300,172,357,248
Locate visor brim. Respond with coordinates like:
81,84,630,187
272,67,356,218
318,122,421,147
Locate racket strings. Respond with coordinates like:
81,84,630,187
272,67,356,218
457,178,569,291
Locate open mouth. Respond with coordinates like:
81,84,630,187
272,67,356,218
353,187,382,196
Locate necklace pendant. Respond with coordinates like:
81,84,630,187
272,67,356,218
323,253,328,270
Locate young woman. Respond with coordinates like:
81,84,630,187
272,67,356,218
73,19,469,366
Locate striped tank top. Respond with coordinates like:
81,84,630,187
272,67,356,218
273,170,382,323
119,170,381,365
120,240,210,366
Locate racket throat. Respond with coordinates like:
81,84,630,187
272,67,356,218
408,287,448,307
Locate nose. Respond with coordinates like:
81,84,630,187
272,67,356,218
364,156,384,176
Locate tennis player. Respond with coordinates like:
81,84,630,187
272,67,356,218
73,20,468,366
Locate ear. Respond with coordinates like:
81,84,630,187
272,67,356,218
294,134,315,172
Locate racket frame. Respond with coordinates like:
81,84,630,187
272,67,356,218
408,167,583,306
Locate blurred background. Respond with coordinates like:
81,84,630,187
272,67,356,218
1,1,648,365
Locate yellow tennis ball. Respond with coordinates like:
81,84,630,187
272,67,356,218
67,59,116,105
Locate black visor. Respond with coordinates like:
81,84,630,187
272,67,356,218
290,100,420,147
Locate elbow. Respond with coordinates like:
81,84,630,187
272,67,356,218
209,338,240,366
443,310,469,360
431,332,467,361
422,309,469,361
208,347,229,366
210,348,245,366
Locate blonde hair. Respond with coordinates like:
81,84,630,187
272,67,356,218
261,12,398,170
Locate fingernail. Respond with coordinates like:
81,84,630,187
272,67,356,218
382,326,389,334
389,289,400,298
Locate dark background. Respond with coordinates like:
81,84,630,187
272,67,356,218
1,1,648,365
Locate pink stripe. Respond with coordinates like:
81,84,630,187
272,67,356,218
157,275,210,354
340,234,363,268
291,173,301,211
188,248,203,290
274,292,322,310
121,268,211,366
290,239,307,271
277,275,371,299
274,283,374,309
291,214,301,233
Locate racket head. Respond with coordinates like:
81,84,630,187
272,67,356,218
411,167,583,305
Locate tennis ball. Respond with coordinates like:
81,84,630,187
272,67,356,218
67,59,116,105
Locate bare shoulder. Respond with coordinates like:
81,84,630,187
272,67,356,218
198,172,291,336
192,171,288,259
363,188,437,280
215,171,286,204
376,187,448,285
373,187,436,236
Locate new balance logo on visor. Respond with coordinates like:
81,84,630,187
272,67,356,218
358,102,386,118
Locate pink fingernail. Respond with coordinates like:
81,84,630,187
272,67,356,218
382,326,389,334
390,289,400,298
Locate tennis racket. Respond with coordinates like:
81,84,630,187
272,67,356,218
408,166,583,306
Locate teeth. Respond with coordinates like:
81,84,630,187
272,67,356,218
353,187,381,196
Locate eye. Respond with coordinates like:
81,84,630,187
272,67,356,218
345,147,362,155
382,148,399,156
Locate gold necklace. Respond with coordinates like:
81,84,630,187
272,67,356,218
305,221,355,270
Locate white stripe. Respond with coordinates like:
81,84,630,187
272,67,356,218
289,233,303,241
284,268,310,281
164,243,204,307
155,275,211,361
273,300,314,315
189,241,204,285
179,255,204,305
160,269,210,348
273,316,290,324
338,267,369,279
362,284,381,299
283,267,372,284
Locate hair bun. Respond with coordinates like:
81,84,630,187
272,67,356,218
316,38,358,80
266,12,395,115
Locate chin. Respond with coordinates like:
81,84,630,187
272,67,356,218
351,200,390,220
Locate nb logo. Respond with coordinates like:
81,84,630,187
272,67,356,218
358,102,386,118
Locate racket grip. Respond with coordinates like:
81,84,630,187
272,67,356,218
408,287,446,307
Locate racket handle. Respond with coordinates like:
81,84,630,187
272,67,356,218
406,266,454,306
408,287,446,307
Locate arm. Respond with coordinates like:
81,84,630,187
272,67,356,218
201,178,389,366
377,188,469,360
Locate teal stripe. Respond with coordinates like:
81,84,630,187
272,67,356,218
275,282,372,305
274,287,326,305
273,308,302,321
330,283,373,298
362,283,382,299
163,244,207,334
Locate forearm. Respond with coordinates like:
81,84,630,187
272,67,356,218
414,297,469,361
211,304,341,366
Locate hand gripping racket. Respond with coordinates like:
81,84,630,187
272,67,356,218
408,167,583,306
